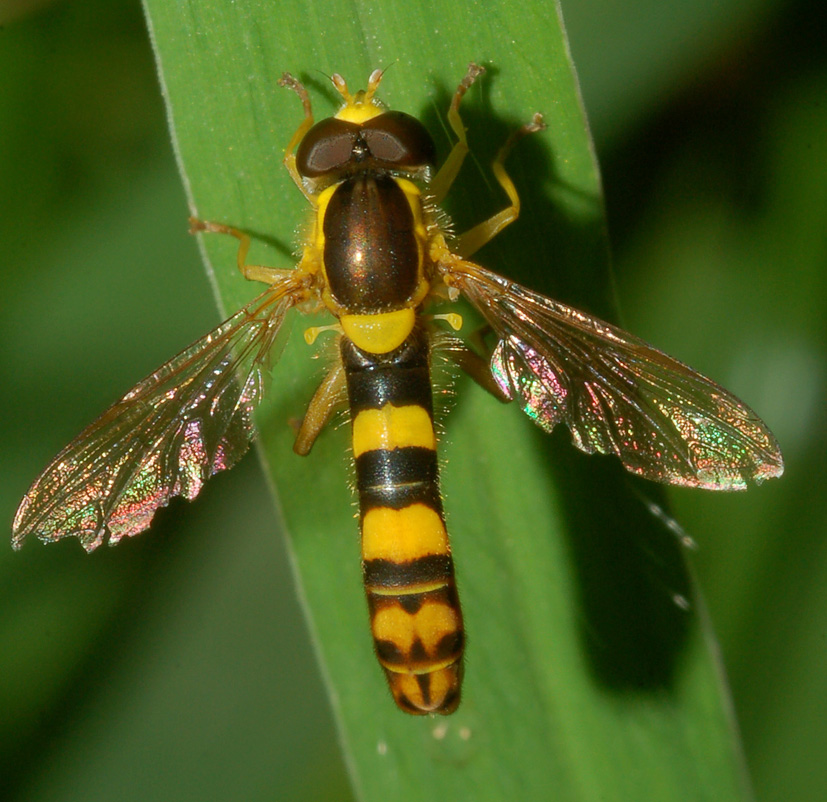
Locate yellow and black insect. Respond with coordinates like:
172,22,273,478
12,65,783,715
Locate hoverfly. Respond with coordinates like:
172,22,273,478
13,65,784,715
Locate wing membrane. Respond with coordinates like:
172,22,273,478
449,262,783,489
13,282,302,551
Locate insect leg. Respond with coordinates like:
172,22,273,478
279,72,316,199
189,218,295,285
293,360,347,455
429,63,486,205
444,333,510,402
454,113,546,259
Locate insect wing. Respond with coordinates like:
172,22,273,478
449,263,784,490
13,282,301,552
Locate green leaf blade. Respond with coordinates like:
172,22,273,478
142,1,751,799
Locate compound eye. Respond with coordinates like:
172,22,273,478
361,111,436,169
296,117,360,178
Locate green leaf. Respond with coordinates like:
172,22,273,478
140,1,751,799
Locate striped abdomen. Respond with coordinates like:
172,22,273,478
342,327,464,715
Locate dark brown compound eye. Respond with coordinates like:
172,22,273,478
296,117,361,178
361,111,437,169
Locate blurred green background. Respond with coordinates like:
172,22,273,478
0,0,822,800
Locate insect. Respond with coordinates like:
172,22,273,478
13,65,784,715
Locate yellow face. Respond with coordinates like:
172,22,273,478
331,69,387,124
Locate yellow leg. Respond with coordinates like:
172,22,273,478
444,334,510,402
429,63,485,205
293,360,346,455
189,218,294,285
279,72,316,199
454,112,545,259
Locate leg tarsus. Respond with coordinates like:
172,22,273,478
429,63,485,205
279,73,316,199
455,113,545,258
189,217,294,285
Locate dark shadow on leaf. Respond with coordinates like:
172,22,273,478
419,70,694,690
544,427,692,691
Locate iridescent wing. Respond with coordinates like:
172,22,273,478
447,262,784,490
13,281,303,552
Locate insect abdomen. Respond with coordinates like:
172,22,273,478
342,328,464,715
